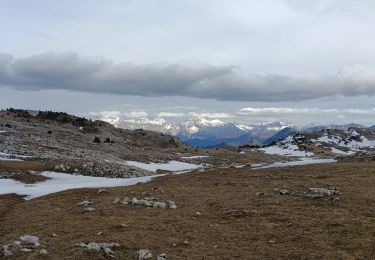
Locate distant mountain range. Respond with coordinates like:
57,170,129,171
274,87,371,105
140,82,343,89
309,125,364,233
92,112,293,147
92,111,374,148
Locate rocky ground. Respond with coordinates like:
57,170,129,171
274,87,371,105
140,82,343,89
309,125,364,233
1,162,375,259
0,109,287,178
1,109,375,259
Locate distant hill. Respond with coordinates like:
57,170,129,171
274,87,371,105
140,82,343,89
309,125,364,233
262,127,296,146
302,123,365,133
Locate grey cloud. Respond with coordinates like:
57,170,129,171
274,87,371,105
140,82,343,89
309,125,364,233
1,52,375,102
239,107,375,116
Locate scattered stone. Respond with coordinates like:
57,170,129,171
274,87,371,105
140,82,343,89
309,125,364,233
20,248,33,252
135,249,152,260
20,235,40,246
120,197,171,209
309,187,341,197
78,242,119,258
273,186,342,200
167,200,177,209
39,249,48,255
193,211,202,218
3,234,48,256
3,245,13,257
97,188,107,194
113,197,120,204
52,233,58,237
278,188,290,195
255,192,265,197
121,197,130,204
157,253,167,259
82,207,96,213
77,199,93,206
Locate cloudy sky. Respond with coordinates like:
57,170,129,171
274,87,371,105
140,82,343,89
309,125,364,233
1,0,375,126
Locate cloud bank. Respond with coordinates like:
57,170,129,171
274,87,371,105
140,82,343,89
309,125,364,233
1,52,375,102
239,107,375,119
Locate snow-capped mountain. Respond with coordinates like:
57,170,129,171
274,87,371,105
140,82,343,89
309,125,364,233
180,117,225,135
118,117,181,135
90,111,121,127
262,127,296,146
90,111,294,148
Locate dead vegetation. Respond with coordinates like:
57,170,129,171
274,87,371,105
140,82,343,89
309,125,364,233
1,161,375,259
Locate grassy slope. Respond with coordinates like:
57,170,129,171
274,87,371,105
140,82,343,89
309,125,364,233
0,162,374,259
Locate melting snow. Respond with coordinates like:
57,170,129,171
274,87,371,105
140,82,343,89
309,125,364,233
260,145,313,157
316,134,375,152
125,160,202,172
0,152,30,161
0,172,160,200
330,147,354,155
253,158,336,169
181,156,210,159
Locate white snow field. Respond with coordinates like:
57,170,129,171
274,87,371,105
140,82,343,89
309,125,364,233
0,171,161,200
124,160,202,172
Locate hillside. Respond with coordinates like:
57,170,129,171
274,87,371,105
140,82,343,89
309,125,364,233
1,109,375,259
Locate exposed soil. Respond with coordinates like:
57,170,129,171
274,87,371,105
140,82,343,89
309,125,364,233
1,161,375,259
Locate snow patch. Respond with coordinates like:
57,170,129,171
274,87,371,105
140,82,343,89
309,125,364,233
0,152,30,161
330,147,354,155
253,158,336,169
124,160,202,172
181,156,210,159
316,134,375,152
260,144,313,157
0,172,160,200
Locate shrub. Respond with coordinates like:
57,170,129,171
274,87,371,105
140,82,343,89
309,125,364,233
93,137,101,143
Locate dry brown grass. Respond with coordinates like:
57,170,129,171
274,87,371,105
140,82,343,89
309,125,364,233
0,162,375,259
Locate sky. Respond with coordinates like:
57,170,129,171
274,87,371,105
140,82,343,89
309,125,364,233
1,0,375,127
